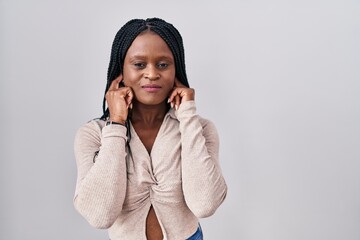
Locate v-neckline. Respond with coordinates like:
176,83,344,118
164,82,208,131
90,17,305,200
129,114,168,158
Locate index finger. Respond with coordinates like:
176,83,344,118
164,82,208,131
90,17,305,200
108,74,123,90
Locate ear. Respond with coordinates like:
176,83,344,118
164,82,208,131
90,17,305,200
174,78,184,87
116,74,125,87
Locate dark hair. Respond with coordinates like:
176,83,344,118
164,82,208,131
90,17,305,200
100,17,189,120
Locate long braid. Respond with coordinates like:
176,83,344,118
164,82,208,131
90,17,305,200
101,20,147,120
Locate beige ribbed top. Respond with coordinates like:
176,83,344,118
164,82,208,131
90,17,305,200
73,101,227,240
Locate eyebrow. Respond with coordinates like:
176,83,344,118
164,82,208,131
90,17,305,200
129,54,174,62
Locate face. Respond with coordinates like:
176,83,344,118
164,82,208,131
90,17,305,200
122,31,175,106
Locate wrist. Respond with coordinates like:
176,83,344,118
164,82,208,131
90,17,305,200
108,117,126,125
106,120,126,127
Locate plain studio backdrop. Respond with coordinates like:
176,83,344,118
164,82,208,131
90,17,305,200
1,0,359,239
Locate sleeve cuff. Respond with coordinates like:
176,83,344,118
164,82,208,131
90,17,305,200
175,100,197,119
102,124,127,139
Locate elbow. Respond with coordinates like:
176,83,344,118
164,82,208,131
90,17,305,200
73,196,118,229
87,216,115,229
190,203,218,218
188,186,227,218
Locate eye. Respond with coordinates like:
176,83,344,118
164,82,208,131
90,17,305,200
157,62,169,69
134,62,146,69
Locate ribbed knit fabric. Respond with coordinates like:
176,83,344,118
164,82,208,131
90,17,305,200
74,101,227,240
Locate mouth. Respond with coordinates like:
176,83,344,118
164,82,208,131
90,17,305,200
142,84,162,92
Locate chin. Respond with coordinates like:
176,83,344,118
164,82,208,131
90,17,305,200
135,97,167,106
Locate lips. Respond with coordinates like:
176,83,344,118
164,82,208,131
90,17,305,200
142,84,162,92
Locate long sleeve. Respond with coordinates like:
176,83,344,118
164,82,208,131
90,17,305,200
176,101,227,218
73,120,127,229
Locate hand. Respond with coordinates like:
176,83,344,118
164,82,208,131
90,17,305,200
105,75,133,123
168,78,195,110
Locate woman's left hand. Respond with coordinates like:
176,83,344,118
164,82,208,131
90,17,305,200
168,79,195,110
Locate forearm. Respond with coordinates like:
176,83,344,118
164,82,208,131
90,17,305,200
177,101,227,218
74,123,127,228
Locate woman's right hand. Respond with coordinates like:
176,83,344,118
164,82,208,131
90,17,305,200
105,75,133,124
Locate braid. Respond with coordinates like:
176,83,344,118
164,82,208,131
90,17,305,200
101,19,147,120
146,18,189,87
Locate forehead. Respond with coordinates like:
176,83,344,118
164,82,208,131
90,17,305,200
125,31,174,59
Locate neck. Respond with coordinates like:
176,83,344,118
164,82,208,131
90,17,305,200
131,100,168,125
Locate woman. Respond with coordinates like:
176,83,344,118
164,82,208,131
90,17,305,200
74,18,227,240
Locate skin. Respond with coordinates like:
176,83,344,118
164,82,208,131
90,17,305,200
105,31,195,239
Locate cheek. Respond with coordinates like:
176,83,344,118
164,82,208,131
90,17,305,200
164,68,176,84
122,68,137,86
165,78,175,95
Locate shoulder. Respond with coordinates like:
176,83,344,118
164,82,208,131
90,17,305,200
75,119,106,144
198,116,215,129
198,116,219,139
77,118,106,133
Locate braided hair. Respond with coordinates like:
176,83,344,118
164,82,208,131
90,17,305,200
100,17,189,120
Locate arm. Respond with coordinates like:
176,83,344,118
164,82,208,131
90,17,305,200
176,101,227,218
73,120,127,229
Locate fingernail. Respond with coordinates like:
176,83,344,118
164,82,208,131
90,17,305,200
170,102,174,108
167,98,170,103
175,105,178,110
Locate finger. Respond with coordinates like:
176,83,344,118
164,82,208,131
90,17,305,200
175,94,181,110
108,74,123,90
170,97,175,109
168,88,179,104
167,95,175,109
125,88,134,108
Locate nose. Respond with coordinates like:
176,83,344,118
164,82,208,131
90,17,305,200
145,65,160,81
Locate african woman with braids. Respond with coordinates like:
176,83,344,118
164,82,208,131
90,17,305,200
73,18,227,240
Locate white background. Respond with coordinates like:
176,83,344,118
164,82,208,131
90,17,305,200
1,0,359,239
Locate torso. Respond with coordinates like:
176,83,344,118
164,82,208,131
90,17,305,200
132,119,164,240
